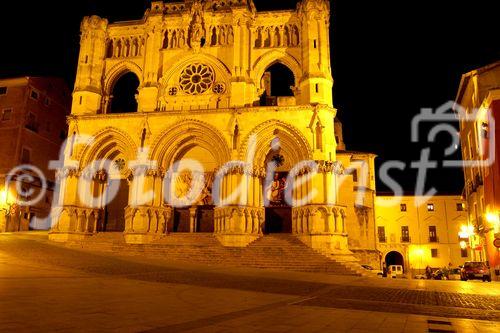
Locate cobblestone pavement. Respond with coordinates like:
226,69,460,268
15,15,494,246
1,232,499,332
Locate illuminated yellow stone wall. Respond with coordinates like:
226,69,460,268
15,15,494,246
375,196,471,273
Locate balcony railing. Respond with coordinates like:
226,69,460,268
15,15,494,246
401,236,411,243
378,236,387,243
429,236,439,243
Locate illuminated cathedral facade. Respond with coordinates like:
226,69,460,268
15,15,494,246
50,0,378,262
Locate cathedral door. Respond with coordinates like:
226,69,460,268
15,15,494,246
104,179,128,232
173,208,190,232
197,205,215,233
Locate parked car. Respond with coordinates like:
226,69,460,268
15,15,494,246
388,265,404,278
432,269,445,280
460,262,492,282
448,268,462,281
361,265,383,276
414,274,426,280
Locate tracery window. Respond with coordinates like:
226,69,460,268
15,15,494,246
179,64,215,95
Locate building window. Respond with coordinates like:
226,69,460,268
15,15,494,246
431,249,438,258
461,248,468,258
30,90,40,100
377,226,386,243
0,86,7,95
25,112,38,132
400,204,407,212
456,203,464,211
429,226,438,243
21,148,31,164
427,203,435,212
2,108,12,121
401,226,410,243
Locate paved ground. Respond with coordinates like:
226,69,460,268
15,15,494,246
0,232,499,332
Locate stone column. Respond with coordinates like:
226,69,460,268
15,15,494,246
292,161,354,259
124,167,172,244
189,206,198,233
214,165,265,247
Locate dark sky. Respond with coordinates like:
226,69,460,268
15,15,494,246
1,0,498,194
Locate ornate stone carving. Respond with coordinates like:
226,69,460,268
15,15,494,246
188,1,206,51
179,64,215,95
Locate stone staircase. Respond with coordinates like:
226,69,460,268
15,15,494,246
65,233,360,276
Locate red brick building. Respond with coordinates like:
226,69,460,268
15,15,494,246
0,77,70,231
456,61,500,279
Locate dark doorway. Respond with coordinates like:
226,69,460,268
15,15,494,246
265,207,292,233
110,72,139,113
385,251,405,271
172,208,190,232
197,205,215,233
104,179,128,232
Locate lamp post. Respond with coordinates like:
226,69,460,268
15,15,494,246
0,186,12,233
459,224,475,260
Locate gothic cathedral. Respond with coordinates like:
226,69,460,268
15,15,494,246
50,0,378,263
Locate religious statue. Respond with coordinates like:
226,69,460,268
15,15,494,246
189,1,206,51
266,173,288,206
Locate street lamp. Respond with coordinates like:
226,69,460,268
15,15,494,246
486,212,500,233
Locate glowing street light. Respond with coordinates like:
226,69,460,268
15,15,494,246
486,212,500,234
458,225,475,239
486,212,499,225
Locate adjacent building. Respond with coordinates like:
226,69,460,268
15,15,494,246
0,77,71,232
456,61,500,280
375,195,471,275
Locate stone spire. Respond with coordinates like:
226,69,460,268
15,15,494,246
298,0,330,19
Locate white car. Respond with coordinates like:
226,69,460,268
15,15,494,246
388,265,404,278
361,265,383,276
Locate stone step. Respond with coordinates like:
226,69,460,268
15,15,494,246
65,233,360,276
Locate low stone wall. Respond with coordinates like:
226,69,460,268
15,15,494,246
351,249,381,269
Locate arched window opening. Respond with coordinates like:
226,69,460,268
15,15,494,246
315,121,323,150
264,29,271,47
260,63,295,106
106,40,114,58
233,124,239,150
211,27,218,46
274,27,281,47
163,31,170,49
109,72,140,114
140,128,147,151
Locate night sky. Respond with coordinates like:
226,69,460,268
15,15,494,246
1,0,498,194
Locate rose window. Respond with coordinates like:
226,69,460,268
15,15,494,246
179,64,215,95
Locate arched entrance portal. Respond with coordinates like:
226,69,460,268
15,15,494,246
169,144,218,233
264,151,293,234
244,121,312,234
78,129,137,234
385,251,405,272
